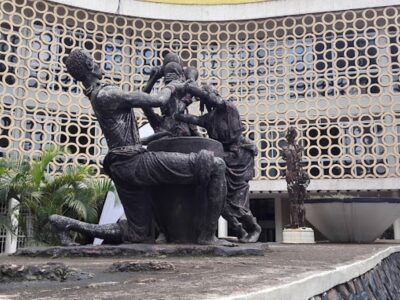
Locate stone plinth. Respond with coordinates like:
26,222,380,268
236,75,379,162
14,243,268,258
4,244,400,299
282,227,315,244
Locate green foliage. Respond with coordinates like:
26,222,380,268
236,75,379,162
0,147,114,245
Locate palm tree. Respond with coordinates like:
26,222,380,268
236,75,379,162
0,147,114,246
0,157,34,235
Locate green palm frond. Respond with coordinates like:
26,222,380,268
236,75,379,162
0,215,11,231
0,157,30,204
0,148,113,245
0,215,17,234
30,146,61,189
43,165,89,192
64,197,87,221
86,178,115,204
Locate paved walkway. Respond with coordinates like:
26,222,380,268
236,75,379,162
0,243,398,300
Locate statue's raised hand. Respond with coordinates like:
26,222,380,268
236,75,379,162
169,80,190,93
150,66,163,80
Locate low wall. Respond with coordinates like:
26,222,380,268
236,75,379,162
311,252,400,300
226,246,400,300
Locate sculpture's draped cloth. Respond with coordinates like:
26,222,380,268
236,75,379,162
200,103,257,219
223,138,257,218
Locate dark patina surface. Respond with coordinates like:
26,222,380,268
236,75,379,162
282,127,310,228
49,49,227,245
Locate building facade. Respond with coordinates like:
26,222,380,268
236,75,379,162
0,0,399,247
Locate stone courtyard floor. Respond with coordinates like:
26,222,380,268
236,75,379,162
0,242,399,300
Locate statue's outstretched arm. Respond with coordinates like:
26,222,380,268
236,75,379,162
186,83,226,109
174,112,205,127
143,66,163,94
114,88,172,109
186,83,212,102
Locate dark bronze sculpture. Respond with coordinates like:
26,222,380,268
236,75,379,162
141,53,200,138
175,84,261,243
281,127,310,228
49,49,227,245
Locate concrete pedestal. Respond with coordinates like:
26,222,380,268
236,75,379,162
283,227,315,244
394,218,400,240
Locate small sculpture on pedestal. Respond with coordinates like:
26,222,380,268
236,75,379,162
281,127,314,243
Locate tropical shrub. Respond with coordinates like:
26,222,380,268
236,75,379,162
0,147,114,245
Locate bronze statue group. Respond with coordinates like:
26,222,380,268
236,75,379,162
49,49,261,246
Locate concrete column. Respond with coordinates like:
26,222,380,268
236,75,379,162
394,218,400,240
5,199,19,254
274,198,283,242
218,216,228,238
393,191,400,240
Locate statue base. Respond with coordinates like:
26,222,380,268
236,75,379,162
282,227,315,244
14,243,268,258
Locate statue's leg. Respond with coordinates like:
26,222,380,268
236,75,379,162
223,177,261,242
197,157,227,245
114,185,155,243
221,211,247,241
288,188,298,228
239,214,262,243
148,151,228,245
298,190,306,227
111,151,227,245
294,187,302,227
48,215,123,246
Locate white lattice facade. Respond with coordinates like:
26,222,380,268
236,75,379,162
0,0,399,244
1,0,399,183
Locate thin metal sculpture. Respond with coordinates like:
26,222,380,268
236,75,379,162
281,127,310,228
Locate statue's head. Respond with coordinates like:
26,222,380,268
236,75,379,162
65,49,103,83
184,66,199,82
163,61,184,83
163,52,182,67
286,127,297,142
200,85,220,113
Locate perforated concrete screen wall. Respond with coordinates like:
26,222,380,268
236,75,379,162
0,0,399,180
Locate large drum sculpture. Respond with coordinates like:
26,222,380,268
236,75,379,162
147,137,224,243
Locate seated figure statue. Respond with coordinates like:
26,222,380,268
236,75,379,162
175,84,262,243
48,49,227,245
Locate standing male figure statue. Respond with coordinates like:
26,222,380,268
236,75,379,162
49,49,227,245
175,84,262,243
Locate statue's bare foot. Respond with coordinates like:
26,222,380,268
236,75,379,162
217,238,237,247
197,235,235,246
197,234,218,245
239,224,262,243
58,231,80,247
48,215,80,246
156,232,167,244
236,227,247,241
